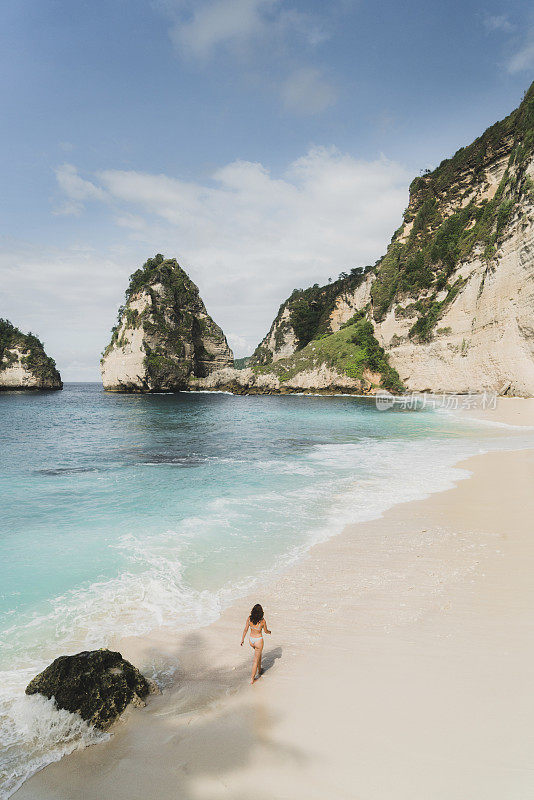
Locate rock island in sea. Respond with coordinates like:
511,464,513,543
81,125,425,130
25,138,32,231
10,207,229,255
0,318,62,390
100,254,233,392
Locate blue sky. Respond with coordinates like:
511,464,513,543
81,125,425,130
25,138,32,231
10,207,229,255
1,0,533,379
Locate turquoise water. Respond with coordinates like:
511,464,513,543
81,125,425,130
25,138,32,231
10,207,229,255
1,384,532,796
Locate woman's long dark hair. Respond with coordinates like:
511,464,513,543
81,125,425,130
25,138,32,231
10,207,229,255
250,603,263,625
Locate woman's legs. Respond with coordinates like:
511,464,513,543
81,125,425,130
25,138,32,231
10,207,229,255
250,641,264,684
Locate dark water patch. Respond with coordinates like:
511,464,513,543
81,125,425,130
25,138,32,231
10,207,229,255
35,467,101,476
140,454,209,468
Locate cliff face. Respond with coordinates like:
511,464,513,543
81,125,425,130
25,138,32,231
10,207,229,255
368,82,534,395
0,319,62,390
193,310,402,395
229,83,534,396
251,267,373,367
101,255,233,392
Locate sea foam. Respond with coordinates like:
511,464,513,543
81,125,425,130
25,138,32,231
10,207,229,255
0,682,108,799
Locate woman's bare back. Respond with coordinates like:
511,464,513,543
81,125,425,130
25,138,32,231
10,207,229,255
249,618,265,639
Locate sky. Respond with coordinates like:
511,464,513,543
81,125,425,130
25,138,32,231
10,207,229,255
1,0,533,380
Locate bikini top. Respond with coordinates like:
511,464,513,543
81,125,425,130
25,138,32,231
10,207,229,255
250,618,263,635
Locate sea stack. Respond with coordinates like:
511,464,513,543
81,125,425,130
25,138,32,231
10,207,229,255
0,319,62,390
101,254,233,392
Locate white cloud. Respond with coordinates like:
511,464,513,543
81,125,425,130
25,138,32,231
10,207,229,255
507,29,534,73
276,8,327,47
281,67,337,114
160,0,335,112
226,332,252,356
54,164,106,215
480,13,534,75
49,146,410,378
114,213,149,231
483,14,513,33
483,12,534,74
165,0,325,59
168,0,276,59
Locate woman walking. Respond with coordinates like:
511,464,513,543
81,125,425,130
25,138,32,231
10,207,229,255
241,603,271,684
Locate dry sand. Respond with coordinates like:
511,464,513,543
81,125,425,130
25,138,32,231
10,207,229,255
14,399,534,800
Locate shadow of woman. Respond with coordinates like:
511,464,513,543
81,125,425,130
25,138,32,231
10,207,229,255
260,646,282,674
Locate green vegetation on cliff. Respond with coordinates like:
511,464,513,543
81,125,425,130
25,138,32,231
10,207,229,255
289,266,373,348
124,253,196,303
252,266,373,365
253,312,403,393
371,82,534,335
105,254,200,350
0,318,62,386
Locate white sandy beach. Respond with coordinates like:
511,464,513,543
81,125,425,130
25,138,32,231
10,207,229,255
14,399,534,800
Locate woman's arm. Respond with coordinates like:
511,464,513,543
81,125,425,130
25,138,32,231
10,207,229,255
263,619,271,635
241,616,250,645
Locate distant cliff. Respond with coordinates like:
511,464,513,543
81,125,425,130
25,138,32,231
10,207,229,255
205,82,534,396
101,255,233,392
0,319,62,390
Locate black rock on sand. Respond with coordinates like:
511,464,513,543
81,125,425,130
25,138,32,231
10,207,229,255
26,648,157,729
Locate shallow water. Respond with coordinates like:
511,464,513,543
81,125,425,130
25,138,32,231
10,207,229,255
1,384,532,797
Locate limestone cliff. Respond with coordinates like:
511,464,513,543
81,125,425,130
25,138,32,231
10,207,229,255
192,310,402,395
368,82,534,395
226,82,534,396
0,319,62,390
101,255,233,392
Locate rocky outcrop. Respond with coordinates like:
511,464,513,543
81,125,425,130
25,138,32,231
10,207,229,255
192,364,381,395
0,319,62,390
26,649,156,730
193,313,401,394
241,82,534,396
101,255,233,392
252,304,299,366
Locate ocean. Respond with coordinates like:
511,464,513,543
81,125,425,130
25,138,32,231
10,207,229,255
1,384,532,797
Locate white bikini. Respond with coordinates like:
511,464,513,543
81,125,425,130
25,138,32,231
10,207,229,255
249,620,263,646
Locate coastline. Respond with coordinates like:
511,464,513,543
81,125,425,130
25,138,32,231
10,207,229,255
13,399,534,800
